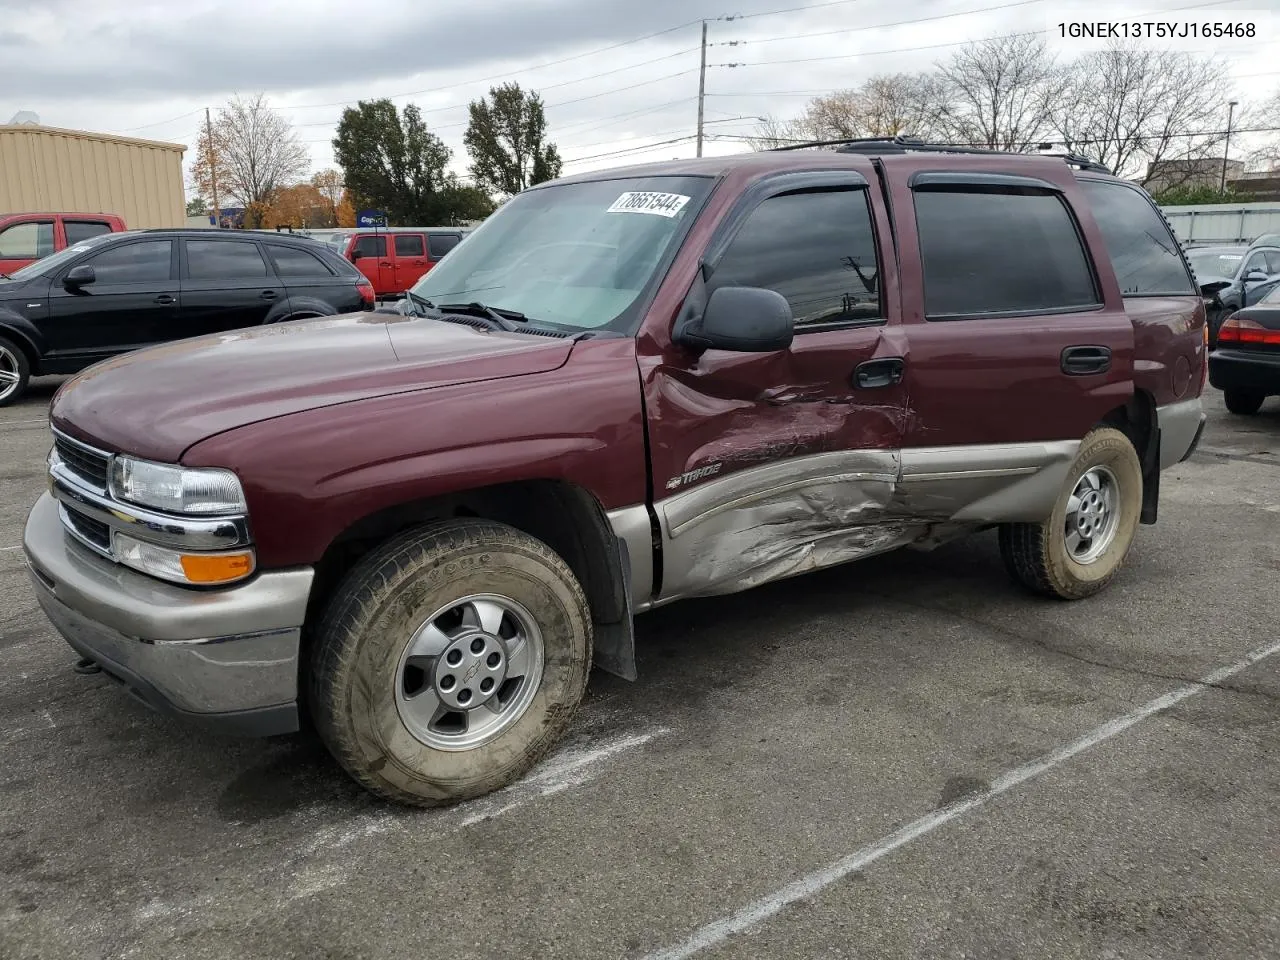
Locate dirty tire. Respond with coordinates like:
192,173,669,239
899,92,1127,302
308,519,592,806
0,335,31,407
1223,389,1264,415
999,426,1142,601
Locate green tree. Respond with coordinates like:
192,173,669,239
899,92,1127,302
185,196,208,217
332,99,460,224
464,82,562,197
439,183,498,223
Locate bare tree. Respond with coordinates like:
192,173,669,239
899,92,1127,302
935,34,1064,150
1052,43,1236,187
192,93,310,220
853,72,950,139
745,112,828,150
1245,90,1280,172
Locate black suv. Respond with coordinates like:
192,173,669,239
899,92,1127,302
0,228,374,405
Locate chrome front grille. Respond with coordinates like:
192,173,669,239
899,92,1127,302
52,431,110,491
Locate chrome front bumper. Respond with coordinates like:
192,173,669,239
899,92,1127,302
23,492,313,736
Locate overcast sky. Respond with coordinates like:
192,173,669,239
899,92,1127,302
0,0,1276,193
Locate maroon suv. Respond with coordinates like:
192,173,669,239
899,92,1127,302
23,140,1208,806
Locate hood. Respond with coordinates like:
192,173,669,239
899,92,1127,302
50,311,575,462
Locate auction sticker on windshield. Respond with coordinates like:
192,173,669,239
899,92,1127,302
607,192,691,218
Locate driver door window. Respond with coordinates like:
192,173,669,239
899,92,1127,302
1243,252,1269,280
0,221,55,260
707,188,882,329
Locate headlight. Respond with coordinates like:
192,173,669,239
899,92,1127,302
109,457,247,516
111,531,256,586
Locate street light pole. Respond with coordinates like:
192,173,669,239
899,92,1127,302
1220,99,1239,193
696,21,708,158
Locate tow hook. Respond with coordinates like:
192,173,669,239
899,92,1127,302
73,657,101,675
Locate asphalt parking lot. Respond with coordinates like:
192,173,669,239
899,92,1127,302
1,376,1278,960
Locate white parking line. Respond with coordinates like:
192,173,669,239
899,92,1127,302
643,639,1280,960
0,418,48,426
1,545,23,552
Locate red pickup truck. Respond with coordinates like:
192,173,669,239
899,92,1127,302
23,139,1208,807
0,212,126,274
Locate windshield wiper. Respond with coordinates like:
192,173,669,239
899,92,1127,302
437,301,527,332
402,290,434,316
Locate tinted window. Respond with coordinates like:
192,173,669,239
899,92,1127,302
914,188,1098,317
83,240,173,283
187,240,268,280
1079,180,1194,295
269,244,334,277
428,233,461,259
353,235,385,258
64,221,114,245
0,221,55,259
709,188,880,326
395,234,425,257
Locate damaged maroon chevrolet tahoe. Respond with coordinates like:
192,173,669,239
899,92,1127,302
24,138,1209,805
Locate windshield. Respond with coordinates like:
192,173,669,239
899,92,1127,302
1187,251,1244,280
408,175,712,332
5,231,117,281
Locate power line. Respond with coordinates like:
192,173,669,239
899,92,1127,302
711,0,1046,48
120,108,205,133
563,135,698,165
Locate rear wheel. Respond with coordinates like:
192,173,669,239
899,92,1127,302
1223,389,1265,415
1000,426,1142,600
0,336,30,407
308,519,592,806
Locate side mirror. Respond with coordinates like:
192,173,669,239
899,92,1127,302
676,285,794,353
1199,279,1230,299
1245,269,1269,283
64,265,96,288
349,250,362,262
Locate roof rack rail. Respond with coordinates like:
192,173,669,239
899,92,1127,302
767,134,1113,175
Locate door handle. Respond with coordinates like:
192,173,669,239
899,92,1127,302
379,261,392,266
260,290,278,300
1061,345,1111,376
853,357,905,389
154,294,175,304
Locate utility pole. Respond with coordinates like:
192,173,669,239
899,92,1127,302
1220,99,1239,194
696,20,708,158
205,107,222,229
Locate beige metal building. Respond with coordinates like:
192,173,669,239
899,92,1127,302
0,124,186,228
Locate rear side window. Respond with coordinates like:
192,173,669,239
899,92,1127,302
269,244,335,277
395,234,425,257
353,235,385,258
64,221,114,245
913,188,1099,318
1080,181,1195,296
428,233,461,259
0,221,55,258
709,187,881,327
187,240,268,280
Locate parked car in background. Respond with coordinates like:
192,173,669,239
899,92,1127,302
1209,282,1280,414
23,140,1207,806
336,226,471,299
1186,240,1280,344
0,228,373,405
0,212,127,274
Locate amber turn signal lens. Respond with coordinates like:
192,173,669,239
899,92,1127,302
179,551,256,584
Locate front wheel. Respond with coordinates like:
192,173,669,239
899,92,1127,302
1223,389,1265,415
999,426,1143,600
308,519,592,806
0,335,31,407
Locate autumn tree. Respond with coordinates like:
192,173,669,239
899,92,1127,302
1052,44,1235,187
335,190,356,228
260,183,334,229
934,34,1064,150
191,93,310,227
464,82,562,196
334,99,471,224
